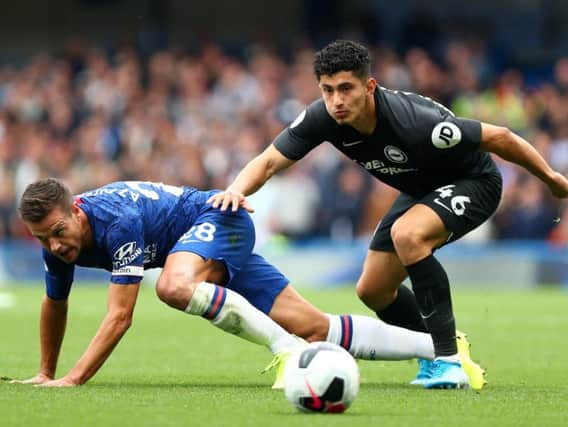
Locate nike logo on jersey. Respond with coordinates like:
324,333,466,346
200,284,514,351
342,140,364,147
434,198,453,213
434,195,471,216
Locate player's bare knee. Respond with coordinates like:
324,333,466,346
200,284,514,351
155,270,197,307
356,281,396,310
355,280,378,306
391,221,424,254
355,281,369,302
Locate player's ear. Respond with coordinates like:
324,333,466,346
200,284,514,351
366,77,376,94
71,200,81,216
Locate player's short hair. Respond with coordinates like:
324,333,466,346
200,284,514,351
313,40,371,81
19,178,73,223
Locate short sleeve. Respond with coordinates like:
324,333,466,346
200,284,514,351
106,215,145,284
273,104,327,160
429,116,482,153
43,249,75,300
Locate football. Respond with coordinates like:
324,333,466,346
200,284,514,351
283,341,360,413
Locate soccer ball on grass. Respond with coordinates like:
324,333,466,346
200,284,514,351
283,341,360,413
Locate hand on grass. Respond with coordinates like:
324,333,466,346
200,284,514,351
10,373,53,385
35,376,78,387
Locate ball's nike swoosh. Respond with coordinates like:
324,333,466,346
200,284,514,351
304,378,323,410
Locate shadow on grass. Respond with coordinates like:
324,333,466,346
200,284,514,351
273,409,373,417
87,380,421,390
362,381,415,390
88,381,269,389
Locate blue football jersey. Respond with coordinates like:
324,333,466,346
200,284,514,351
44,181,218,299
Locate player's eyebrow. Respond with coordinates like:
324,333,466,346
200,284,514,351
32,220,66,239
320,82,353,90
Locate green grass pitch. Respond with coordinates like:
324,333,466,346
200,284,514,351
1,284,567,427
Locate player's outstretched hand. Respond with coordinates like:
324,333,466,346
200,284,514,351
36,377,79,387
548,172,568,198
35,377,78,388
207,190,255,213
10,373,53,385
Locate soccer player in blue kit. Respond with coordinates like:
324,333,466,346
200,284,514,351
12,178,479,388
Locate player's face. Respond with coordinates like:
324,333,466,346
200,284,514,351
26,204,84,263
318,71,375,126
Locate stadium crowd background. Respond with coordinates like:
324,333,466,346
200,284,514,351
2,1,568,247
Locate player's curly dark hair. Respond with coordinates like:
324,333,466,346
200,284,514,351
313,40,371,81
19,178,73,223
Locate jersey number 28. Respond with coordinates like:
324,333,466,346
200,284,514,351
182,223,217,242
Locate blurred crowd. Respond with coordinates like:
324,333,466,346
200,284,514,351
1,37,568,245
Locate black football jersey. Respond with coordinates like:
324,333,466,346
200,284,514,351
273,86,499,197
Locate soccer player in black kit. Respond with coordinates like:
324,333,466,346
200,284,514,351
208,40,568,389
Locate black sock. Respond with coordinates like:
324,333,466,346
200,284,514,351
406,254,457,357
375,284,428,333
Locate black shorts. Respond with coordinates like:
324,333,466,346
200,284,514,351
370,174,503,252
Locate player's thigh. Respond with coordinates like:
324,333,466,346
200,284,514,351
159,251,228,288
269,285,329,342
416,175,502,245
167,207,256,284
390,204,450,264
156,251,229,309
355,249,408,309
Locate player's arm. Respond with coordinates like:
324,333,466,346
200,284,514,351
208,103,325,212
10,296,68,385
11,249,74,385
480,122,568,198
40,283,140,387
208,144,296,212
38,296,68,380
